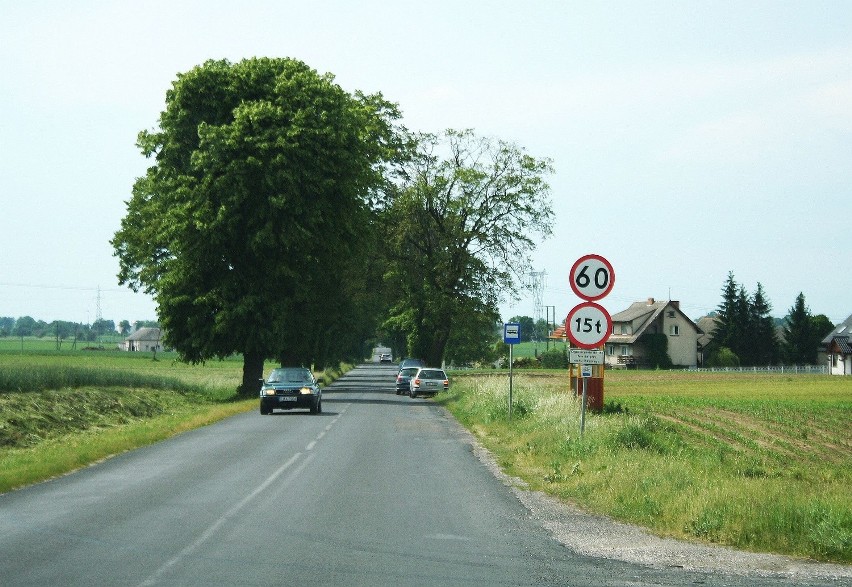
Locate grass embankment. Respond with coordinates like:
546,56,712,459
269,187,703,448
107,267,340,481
0,352,271,493
439,370,852,564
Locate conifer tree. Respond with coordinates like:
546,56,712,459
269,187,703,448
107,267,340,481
782,293,817,364
750,283,779,364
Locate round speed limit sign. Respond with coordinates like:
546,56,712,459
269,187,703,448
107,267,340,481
566,302,613,349
570,254,615,301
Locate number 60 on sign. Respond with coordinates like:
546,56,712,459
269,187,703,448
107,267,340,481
570,254,615,301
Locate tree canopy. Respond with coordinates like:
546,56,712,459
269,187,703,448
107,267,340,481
708,273,833,367
378,129,553,366
781,293,834,364
708,272,779,366
112,58,402,393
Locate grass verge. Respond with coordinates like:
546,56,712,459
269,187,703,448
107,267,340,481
438,370,852,564
0,396,255,493
0,351,349,494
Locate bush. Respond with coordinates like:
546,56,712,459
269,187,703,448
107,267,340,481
512,356,540,369
540,348,568,369
707,347,740,367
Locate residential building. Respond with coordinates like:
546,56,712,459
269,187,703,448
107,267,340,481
605,298,702,368
820,314,852,376
123,327,163,352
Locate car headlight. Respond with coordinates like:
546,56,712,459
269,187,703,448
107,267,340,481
300,387,313,395
264,389,276,396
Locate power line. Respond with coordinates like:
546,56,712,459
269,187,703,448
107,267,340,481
0,282,136,294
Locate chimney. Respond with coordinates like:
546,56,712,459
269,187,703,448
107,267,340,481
647,297,655,305
670,301,680,309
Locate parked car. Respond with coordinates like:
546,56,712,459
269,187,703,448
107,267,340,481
259,367,322,415
380,353,393,363
397,358,425,374
408,367,449,398
395,366,419,395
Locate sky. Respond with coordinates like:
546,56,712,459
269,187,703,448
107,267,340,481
1,0,850,327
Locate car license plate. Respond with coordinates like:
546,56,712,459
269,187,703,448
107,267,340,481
279,396,297,402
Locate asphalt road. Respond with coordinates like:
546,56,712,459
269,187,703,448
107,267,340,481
0,364,843,586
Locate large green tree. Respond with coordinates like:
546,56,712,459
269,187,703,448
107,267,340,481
112,58,401,393
707,272,740,361
379,129,553,366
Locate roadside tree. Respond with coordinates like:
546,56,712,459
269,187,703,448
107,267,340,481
379,130,553,366
112,58,401,393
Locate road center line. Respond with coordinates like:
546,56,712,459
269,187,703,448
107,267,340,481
308,404,348,450
138,452,305,586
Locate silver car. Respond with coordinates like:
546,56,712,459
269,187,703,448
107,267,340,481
408,368,449,398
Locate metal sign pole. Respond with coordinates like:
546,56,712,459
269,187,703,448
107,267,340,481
580,371,588,434
508,343,514,421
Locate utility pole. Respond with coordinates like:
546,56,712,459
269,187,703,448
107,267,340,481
545,305,556,350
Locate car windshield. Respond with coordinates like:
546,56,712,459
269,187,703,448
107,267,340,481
400,367,418,376
419,369,446,379
267,368,312,384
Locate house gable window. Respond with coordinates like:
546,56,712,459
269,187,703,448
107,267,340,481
670,325,680,336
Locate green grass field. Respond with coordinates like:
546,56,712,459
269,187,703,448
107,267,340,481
439,370,851,564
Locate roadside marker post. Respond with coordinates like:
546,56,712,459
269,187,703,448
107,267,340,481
580,364,593,432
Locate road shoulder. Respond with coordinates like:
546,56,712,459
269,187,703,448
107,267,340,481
438,406,852,582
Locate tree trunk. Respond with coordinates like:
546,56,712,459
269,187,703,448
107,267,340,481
241,350,266,397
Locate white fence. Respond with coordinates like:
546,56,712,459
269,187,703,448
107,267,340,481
685,365,827,374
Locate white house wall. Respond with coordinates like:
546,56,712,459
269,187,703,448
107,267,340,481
663,311,699,367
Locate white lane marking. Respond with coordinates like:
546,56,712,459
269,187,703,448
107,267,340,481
138,452,308,586
307,403,349,450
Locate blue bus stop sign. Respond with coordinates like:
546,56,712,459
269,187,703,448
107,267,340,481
503,322,521,345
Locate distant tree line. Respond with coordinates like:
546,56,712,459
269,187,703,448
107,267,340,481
0,317,157,341
501,316,554,343
705,272,834,367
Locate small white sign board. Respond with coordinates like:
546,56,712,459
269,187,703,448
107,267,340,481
581,365,593,378
570,349,605,365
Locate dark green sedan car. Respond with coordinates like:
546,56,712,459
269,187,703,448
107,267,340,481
259,367,322,415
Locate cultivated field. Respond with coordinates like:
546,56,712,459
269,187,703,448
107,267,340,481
441,370,851,564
